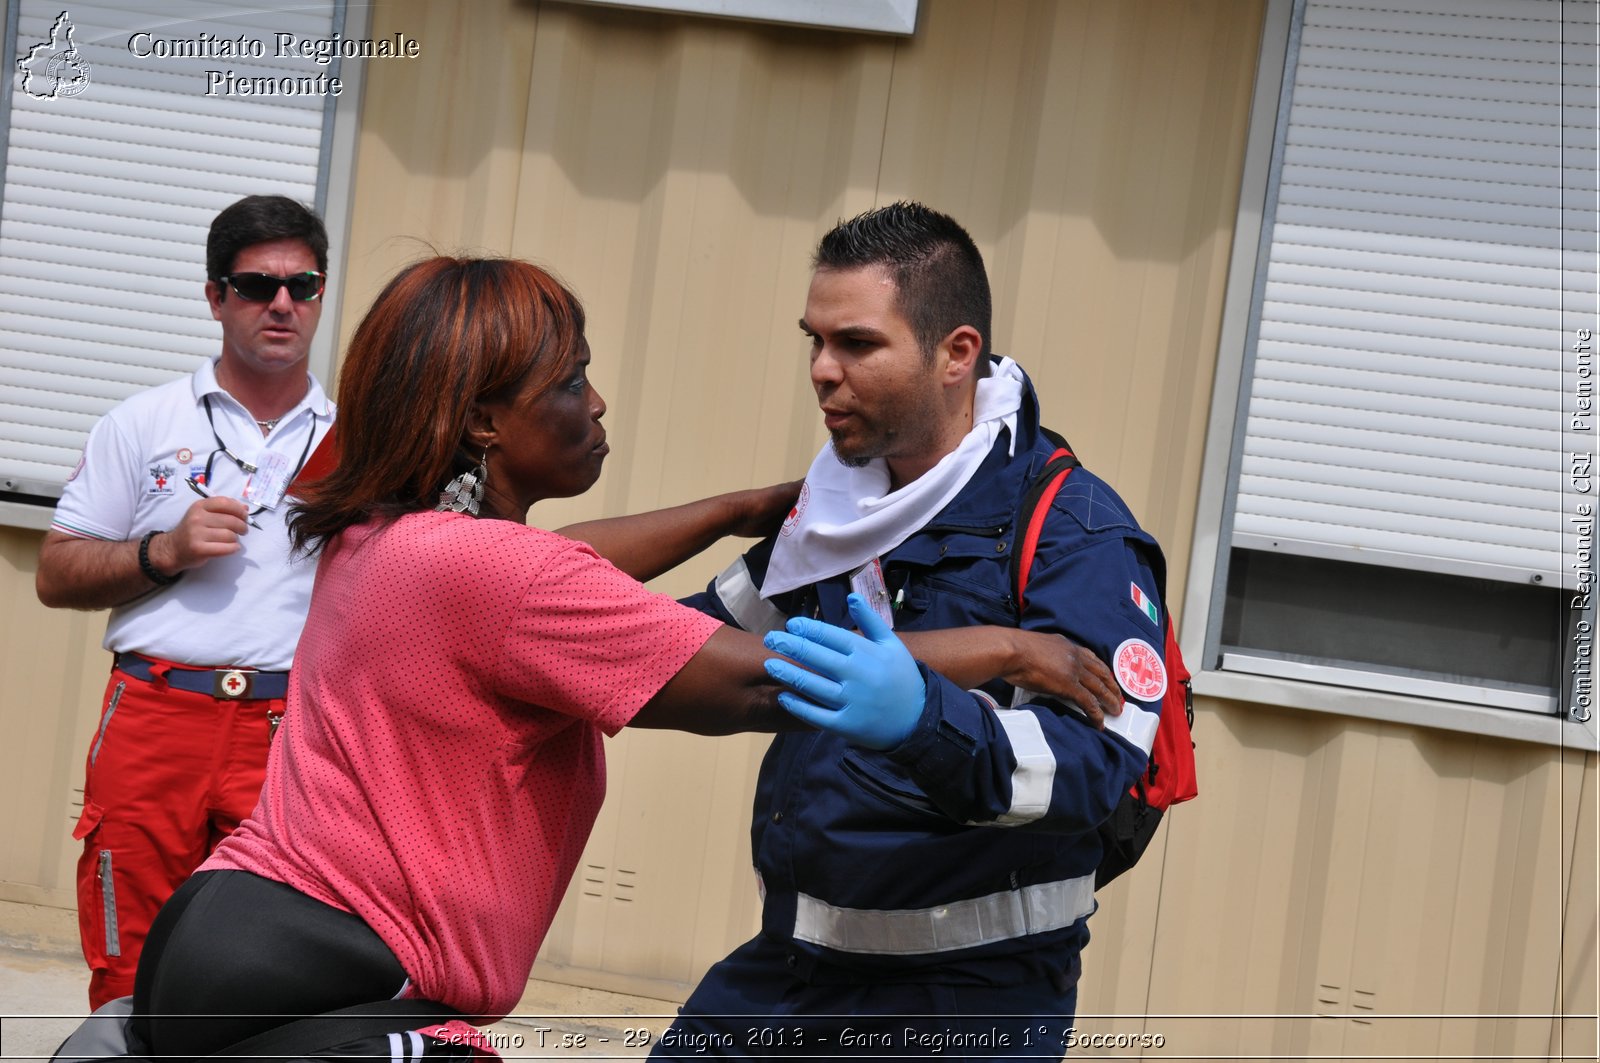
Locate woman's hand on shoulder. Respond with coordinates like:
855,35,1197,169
723,480,803,539
1003,629,1123,728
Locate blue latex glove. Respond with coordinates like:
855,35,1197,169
762,593,927,750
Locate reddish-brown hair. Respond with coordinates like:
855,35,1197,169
290,256,586,555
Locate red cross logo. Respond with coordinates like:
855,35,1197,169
1114,639,1166,701
220,670,249,697
780,482,809,537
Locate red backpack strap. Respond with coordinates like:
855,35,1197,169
1011,446,1079,612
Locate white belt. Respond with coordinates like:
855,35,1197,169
792,874,1095,956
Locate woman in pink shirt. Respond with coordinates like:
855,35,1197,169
126,256,1120,1060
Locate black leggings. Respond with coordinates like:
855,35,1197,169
131,869,409,1061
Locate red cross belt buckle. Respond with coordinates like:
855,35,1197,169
214,668,256,699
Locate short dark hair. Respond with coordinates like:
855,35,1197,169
813,201,991,362
288,256,587,556
206,195,328,280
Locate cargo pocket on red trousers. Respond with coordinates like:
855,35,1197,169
74,802,120,965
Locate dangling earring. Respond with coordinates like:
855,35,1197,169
436,449,488,515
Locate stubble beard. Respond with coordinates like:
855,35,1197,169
826,369,947,471
830,430,874,469
829,416,931,471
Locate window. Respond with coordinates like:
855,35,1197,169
1191,0,1597,745
0,0,364,529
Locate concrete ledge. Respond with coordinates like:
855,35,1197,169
0,898,79,958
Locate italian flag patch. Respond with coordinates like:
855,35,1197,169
1131,582,1159,627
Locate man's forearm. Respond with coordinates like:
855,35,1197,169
36,532,172,610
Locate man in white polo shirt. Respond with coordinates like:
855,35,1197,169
35,195,335,1008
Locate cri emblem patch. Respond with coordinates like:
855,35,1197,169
780,482,809,537
1113,638,1166,702
147,463,175,494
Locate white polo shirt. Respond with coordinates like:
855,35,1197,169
51,359,335,670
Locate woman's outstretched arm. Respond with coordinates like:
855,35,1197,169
559,481,800,582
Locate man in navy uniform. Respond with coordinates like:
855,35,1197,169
656,202,1168,1059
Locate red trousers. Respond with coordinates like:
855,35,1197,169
74,661,282,1009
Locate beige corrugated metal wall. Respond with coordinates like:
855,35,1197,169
0,0,1592,1058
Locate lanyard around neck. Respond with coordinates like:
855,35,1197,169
202,394,316,489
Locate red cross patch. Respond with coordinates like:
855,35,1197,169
1113,638,1167,702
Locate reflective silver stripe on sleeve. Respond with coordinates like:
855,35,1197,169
1104,700,1160,754
792,873,1095,955
986,708,1055,825
713,557,788,635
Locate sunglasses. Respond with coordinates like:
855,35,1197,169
219,271,326,303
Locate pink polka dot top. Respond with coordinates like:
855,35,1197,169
206,510,721,1018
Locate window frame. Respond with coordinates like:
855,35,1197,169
1182,0,1599,751
564,0,919,36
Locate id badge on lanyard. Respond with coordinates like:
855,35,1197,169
242,450,294,511
849,558,895,629
202,395,315,513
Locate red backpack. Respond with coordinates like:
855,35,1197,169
1012,440,1197,886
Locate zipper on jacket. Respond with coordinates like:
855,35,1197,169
916,520,1010,539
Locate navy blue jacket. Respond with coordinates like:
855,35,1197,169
687,366,1166,986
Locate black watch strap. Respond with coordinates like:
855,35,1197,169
138,530,182,586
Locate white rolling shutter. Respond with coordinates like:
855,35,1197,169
1232,0,1597,589
0,0,339,499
